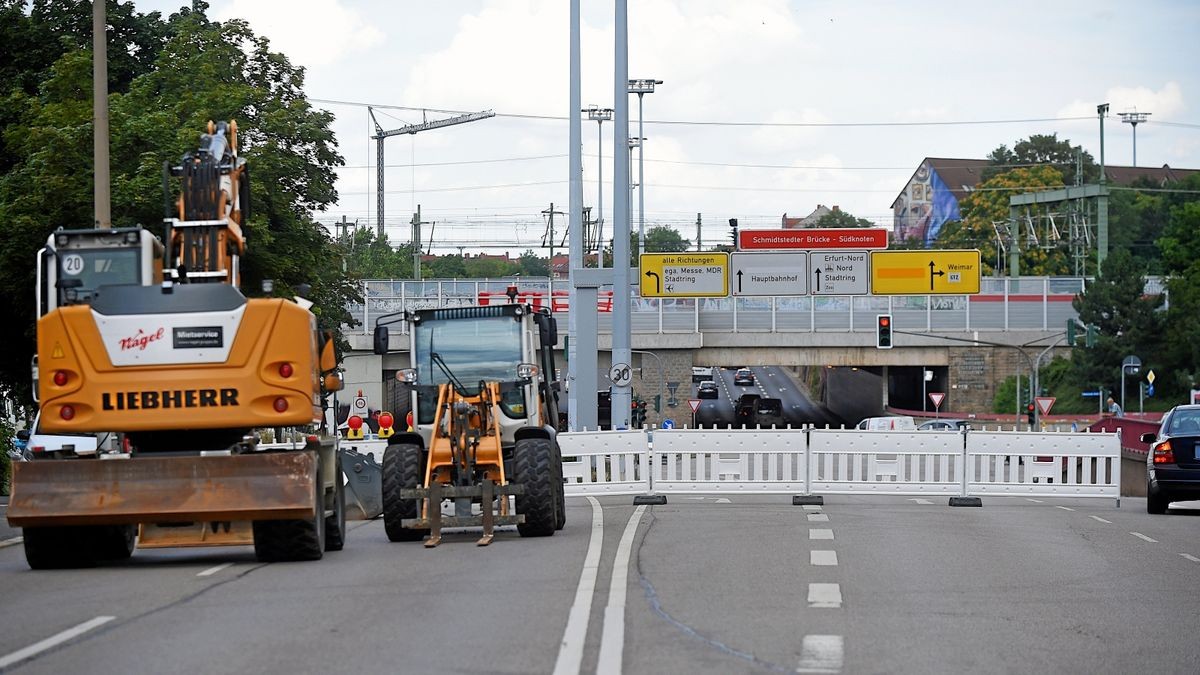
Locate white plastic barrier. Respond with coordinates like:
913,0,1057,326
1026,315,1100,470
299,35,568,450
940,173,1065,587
558,430,650,495
650,429,807,493
808,429,964,496
966,430,1120,500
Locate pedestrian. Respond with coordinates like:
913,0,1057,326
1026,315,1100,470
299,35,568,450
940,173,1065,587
1106,397,1123,417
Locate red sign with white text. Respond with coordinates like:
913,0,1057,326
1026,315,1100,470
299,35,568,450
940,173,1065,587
738,228,888,250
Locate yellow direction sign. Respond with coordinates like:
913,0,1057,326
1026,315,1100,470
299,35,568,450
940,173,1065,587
870,250,981,295
639,252,729,297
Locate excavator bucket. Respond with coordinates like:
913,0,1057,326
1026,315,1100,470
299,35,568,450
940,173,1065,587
6,452,317,528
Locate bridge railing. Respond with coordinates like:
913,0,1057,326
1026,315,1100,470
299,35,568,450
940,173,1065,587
344,276,1093,335
555,426,1121,505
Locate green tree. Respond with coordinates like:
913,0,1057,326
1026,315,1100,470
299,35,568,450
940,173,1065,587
464,257,515,278
815,209,873,228
0,5,352,405
983,133,1097,183
343,228,409,279
429,254,468,278
1069,248,1164,400
1157,187,1200,394
516,249,549,277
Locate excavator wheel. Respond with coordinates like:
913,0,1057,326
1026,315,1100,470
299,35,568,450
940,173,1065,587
324,452,347,551
514,437,556,537
552,442,566,531
382,443,428,542
253,455,326,562
23,526,99,569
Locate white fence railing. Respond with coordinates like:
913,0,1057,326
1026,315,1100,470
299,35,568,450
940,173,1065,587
558,427,1121,505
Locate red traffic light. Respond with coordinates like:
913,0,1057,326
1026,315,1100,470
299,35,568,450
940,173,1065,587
879,317,890,327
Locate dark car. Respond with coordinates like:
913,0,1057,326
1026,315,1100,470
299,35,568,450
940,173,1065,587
754,398,785,428
697,380,719,399
917,419,971,431
734,393,761,428
733,368,754,386
1142,404,1200,514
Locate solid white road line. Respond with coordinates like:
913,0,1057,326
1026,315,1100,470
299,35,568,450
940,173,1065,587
1130,532,1158,543
0,616,116,670
1181,554,1200,563
796,634,844,674
0,536,24,549
810,550,838,566
1055,506,1075,512
807,583,842,609
809,529,835,540
196,562,234,577
553,496,604,675
1089,516,1112,524
807,513,829,522
595,504,648,675
1025,498,1044,503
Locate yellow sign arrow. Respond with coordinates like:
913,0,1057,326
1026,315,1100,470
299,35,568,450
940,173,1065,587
870,250,981,295
639,253,729,297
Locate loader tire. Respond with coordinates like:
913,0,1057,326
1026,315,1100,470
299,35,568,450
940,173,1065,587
22,526,98,570
552,443,566,531
383,443,427,542
253,454,325,562
324,452,347,552
94,525,136,560
514,437,556,537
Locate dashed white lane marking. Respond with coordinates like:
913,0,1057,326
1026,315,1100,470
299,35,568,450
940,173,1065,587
1089,516,1112,524
0,615,116,670
807,583,842,609
1026,498,1044,503
196,562,234,577
809,529,835,540
802,505,822,511
810,550,838,566
596,504,648,675
1055,506,1075,512
714,497,731,504
0,536,24,549
1181,554,1200,563
796,634,844,674
553,496,604,675
1130,532,1158,543
906,498,933,505
807,513,829,522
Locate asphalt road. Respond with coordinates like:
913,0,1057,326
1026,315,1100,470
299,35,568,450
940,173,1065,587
693,366,840,429
2,496,1199,674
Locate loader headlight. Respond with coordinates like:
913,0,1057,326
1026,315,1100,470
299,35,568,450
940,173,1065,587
516,363,538,381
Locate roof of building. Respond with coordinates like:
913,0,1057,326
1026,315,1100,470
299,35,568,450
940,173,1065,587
1103,163,1200,186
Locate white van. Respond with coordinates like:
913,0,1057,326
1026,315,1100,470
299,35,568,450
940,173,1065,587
855,416,917,431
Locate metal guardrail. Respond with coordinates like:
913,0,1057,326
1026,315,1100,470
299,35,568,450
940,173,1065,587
558,427,1121,505
345,276,1096,336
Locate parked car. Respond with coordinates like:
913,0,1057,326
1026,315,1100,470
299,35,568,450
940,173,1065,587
856,416,917,431
1142,404,1200,514
918,419,971,431
733,368,755,386
692,365,715,383
697,380,719,399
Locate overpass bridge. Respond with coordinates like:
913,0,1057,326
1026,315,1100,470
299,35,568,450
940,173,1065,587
339,276,1083,426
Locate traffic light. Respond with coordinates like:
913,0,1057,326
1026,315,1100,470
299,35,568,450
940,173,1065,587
1085,324,1098,348
1026,403,1036,426
631,400,647,428
729,218,739,248
876,314,893,349
1066,319,1076,345
653,394,661,413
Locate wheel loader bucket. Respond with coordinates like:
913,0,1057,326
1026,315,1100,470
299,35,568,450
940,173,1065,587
6,452,318,528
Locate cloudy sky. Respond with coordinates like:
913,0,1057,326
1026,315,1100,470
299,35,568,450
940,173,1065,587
134,0,1199,254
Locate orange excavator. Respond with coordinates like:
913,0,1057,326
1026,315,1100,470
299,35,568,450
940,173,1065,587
7,121,347,568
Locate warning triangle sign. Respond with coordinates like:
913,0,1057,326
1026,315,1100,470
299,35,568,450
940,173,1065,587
1035,397,1055,416
688,398,702,413
51,342,64,359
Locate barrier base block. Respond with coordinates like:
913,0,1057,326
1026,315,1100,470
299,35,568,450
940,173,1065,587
793,495,824,506
949,496,983,507
633,494,668,505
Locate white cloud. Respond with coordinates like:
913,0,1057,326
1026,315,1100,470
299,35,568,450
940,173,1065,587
212,0,383,68
1058,81,1185,119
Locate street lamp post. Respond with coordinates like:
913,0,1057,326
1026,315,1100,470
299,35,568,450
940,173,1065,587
1121,355,1142,415
627,79,662,257
584,105,613,268
1119,111,1151,168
